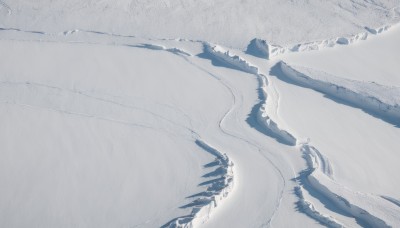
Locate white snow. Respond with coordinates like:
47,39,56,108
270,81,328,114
1,1,400,228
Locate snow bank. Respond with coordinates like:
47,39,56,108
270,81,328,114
163,140,234,228
280,62,400,125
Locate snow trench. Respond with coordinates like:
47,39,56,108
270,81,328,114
162,140,234,228
279,61,400,126
246,25,392,59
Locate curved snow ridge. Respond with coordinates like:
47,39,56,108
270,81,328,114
299,142,400,227
279,61,400,126
204,43,297,146
294,144,352,227
301,144,334,179
294,186,344,228
305,174,394,228
257,76,297,146
247,25,393,59
285,127,400,227
163,140,234,228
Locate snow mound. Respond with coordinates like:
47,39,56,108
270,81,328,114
279,62,400,126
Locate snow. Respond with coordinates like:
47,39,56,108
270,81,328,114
1,0,400,48
1,1,400,227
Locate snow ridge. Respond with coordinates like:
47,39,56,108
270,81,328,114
204,43,296,146
203,45,398,226
273,63,400,226
204,43,259,75
381,196,400,208
202,44,349,225
247,25,392,59
294,186,344,228
131,44,192,57
279,61,400,126
163,140,234,228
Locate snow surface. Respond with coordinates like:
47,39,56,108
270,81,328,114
1,1,400,228
1,0,400,48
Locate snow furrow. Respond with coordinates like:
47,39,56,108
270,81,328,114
162,140,234,228
279,61,400,126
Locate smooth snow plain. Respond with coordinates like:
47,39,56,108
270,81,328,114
0,1,400,227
